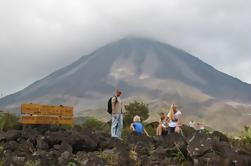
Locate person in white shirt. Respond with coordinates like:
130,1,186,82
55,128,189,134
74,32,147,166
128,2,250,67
167,104,182,134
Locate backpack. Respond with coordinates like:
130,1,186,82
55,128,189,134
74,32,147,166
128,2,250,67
107,96,117,114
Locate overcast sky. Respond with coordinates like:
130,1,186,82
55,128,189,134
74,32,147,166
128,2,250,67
0,0,251,97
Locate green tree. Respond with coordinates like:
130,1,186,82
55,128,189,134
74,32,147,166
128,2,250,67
124,101,149,127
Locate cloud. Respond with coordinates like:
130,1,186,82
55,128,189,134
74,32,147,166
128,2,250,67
0,0,250,96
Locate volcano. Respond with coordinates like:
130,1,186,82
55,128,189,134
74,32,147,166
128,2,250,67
1,37,251,132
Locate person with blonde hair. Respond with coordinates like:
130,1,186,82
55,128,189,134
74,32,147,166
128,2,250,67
130,115,149,136
167,104,182,134
156,112,168,136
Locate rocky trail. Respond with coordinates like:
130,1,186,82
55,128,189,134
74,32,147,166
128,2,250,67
0,125,251,166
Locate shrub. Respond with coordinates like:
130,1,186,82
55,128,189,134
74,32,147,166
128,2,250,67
240,126,251,144
172,143,186,163
124,101,149,127
144,123,156,136
0,113,19,131
81,117,108,131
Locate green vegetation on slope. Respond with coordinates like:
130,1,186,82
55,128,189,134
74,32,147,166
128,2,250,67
0,112,18,131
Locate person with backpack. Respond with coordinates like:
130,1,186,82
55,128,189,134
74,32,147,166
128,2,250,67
108,89,123,139
167,104,182,134
130,115,149,136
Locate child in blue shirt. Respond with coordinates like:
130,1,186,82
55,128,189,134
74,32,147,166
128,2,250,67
130,115,149,136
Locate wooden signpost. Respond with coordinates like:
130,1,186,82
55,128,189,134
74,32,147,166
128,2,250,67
20,103,74,125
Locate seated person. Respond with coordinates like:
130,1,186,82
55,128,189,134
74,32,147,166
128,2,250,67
167,104,182,134
156,112,168,136
130,115,149,136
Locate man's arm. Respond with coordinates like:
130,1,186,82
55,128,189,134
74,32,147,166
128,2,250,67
111,97,116,114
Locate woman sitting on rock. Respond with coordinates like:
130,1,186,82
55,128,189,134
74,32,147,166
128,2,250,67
167,104,182,134
130,115,149,136
156,112,168,136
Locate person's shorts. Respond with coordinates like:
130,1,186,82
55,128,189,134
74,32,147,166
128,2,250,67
161,128,168,136
168,127,175,134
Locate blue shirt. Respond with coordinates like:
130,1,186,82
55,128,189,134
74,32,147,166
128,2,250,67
133,122,144,135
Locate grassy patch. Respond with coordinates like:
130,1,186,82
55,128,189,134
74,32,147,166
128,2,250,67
171,143,186,164
24,160,41,166
81,117,109,131
97,151,118,166
67,162,77,166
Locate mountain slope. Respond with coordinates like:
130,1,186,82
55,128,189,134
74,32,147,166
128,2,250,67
0,37,251,113
2,37,251,133
0,38,251,107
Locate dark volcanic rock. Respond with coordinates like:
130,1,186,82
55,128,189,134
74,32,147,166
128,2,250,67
36,136,49,150
0,131,6,142
70,132,98,153
18,140,35,153
5,140,19,152
5,130,21,141
187,132,214,158
75,151,106,166
181,125,196,139
212,131,229,143
58,151,72,165
53,141,72,153
1,125,251,166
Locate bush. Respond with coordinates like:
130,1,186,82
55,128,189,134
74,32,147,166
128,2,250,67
0,113,19,131
81,117,108,131
144,123,156,136
240,126,251,144
124,101,149,127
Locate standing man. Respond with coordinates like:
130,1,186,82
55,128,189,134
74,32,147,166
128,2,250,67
111,89,123,139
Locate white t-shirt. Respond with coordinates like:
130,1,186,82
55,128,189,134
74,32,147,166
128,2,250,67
167,110,182,128
112,96,122,113
160,120,168,128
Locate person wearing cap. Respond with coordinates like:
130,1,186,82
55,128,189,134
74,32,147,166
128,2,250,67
167,104,182,134
111,89,123,138
130,115,149,136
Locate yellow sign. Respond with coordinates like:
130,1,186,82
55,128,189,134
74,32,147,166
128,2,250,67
21,103,73,116
20,103,74,125
20,116,73,125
